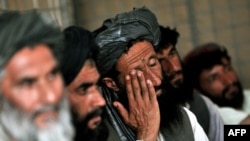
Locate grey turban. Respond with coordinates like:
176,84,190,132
94,7,161,76
0,10,63,69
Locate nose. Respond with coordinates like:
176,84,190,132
162,58,180,75
143,66,161,86
92,86,106,107
221,73,234,85
39,81,60,105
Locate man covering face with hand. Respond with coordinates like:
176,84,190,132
94,7,209,141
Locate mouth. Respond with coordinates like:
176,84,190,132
224,86,239,99
170,73,182,83
34,110,58,128
88,115,102,129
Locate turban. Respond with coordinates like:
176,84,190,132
94,7,161,76
0,10,63,69
61,26,99,85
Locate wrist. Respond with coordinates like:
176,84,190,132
136,128,158,141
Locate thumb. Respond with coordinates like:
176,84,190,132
113,101,129,122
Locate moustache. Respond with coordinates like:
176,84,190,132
168,70,182,81
84,108,104,122
222,81,240,97
32,104,59,120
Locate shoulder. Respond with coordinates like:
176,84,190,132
217,106,248,124
182,107,209,141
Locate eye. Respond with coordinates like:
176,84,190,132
148,57,158,67
78,86,88,95
47,68,60,81
168,49,177,58
209,74,218,82
18,78,35,87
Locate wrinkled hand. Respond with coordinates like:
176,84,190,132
113,70,160,141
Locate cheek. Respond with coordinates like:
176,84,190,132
9,88,40,112
201,81,224,97
51,77,64,101
68,93,90,118
151,65,163,78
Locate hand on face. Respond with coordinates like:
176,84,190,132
113,69,160,141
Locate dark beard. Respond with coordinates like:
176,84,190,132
116,73,183,130
171,69,194,105
157,75,183,130
71,108,108,141
204,81,244,109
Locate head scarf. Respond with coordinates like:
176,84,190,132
94,7,161,141
94,6,161,76
61,26,99,85
0,10,63,69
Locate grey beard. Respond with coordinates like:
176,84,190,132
0,92,74,141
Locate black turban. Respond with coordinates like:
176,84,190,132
0,10,63,69
94,7,161,76
61,26,99,85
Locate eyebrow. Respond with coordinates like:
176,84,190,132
76,82,93,90
50,65,60,74
17,77,37,85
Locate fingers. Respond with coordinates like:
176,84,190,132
137,71,149,100
130,70,142,100
125,74,134,102
146,79,157,101
113,101,129,123
126,69,155,101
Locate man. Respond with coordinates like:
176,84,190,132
184,42,250,124
0,10,74,141
156,26,224,141
94,7,208,141
61,26,107,141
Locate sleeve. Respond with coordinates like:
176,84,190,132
183,107,209,141
216,106,248,124
201,95,224,141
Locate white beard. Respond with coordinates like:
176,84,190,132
0,93,74,141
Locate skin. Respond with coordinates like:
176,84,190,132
104,40,161,141
199,58,239,101
67,59,106,129
0,44,63,128
198,57,250,124
156,44,183,88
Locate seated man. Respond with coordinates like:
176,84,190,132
94,7,208,141
0,10,74,141
156,26,224,141
184,42,250,124
61,26,108,141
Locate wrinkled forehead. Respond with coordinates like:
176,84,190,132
117,41,156,71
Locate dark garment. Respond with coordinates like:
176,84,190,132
105,107,195,141
189,93,210,134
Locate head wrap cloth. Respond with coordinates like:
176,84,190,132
0,10,63,69
61,26,99,85
95,7,161,76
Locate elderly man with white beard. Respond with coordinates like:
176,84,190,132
0,10,74,141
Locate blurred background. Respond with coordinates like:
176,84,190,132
1,0,250,88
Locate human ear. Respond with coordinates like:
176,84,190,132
102,77,119,91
